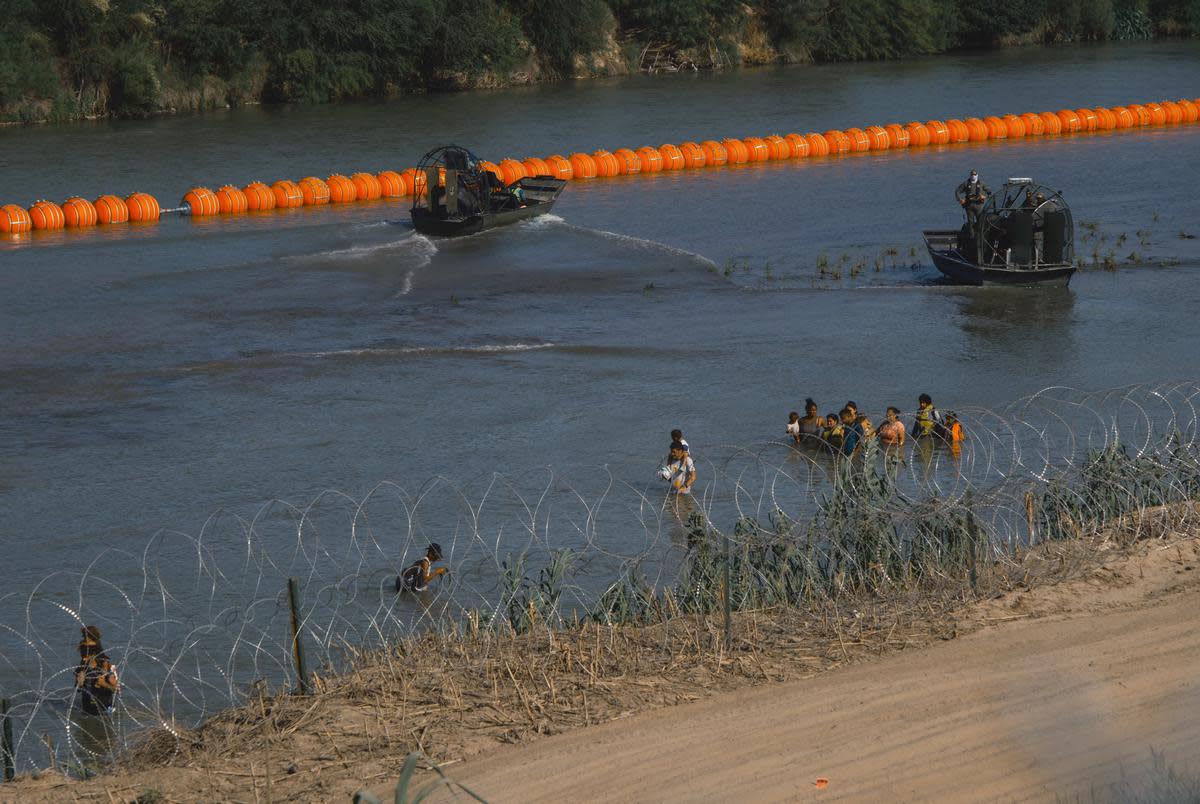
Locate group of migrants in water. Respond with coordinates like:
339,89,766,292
785,394,964,457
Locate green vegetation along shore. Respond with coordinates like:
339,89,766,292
2,1,1199,122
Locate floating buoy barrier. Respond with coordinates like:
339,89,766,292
4,95,1197,237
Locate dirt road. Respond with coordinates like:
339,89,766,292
454,539,1200,802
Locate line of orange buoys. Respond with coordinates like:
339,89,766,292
2,97,1198,237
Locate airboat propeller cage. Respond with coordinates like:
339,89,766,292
412,144,487,217
971,180,1073,268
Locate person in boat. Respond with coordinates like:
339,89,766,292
822,413,844,453
912,393,944,439
397,543,447,593
786,411,802,445
877,406,907,450
664,441,696,495
955,170,991,228
798,399,824,445
75,625,120,716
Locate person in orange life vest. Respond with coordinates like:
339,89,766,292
75,625,120,716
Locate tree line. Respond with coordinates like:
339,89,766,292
1,0,1196,122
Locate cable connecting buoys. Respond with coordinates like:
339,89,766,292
29,200,65,230
182,187,219,216
298,177,330,206
217,185,249,214
127,192,160,222
1,204,33,234
377,170,407,197
63,197,98,227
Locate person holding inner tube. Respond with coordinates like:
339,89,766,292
955,169,991,228
397,543,448,593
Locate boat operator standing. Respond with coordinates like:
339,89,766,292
955,169,991,228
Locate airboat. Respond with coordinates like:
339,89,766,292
409,145,566,237
924,178,1075,286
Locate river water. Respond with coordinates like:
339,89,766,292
2,41,1199,745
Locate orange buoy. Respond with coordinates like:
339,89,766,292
498,159,526,185
1056,109,1081,133
700,140,727,166
377,170,408,198
741,137,770,161
783,133,809,158
865,125,890,150
29,200,65,230
351,172,382,200
327,174,357,203
964,117,988,141
722,138,750,163
522,157,551,177
95,194,130,223
1075,108,1099,132
658,143,685,170
612,148,642,174
1160,100,1183,125
803,133,829,157
215,185,249,214
182,187,220,216
945,119,969,143
679,141,707,167
983,115,1007,139
885,124,911,148
62,196,98,227
1127,103,1151,126
1001,114,1026,138
925,120,950,145
243,182,276,211
1175,99,1198,123
568,153,597,179
1094,107,1117,131
843,128,871,152
1038,111,1062,135
820,130,848,154
127,192,160,222
401,168,427,195
297,177,330,206
905,122,931,147
544,155,573,180
1145,102,1167,126
764,135,790,160
1110,106,1134,128
636,146,664,172
1019,113,1044,136
591,150,620,177
478,161,504,181
0,203,33,234
271,181,303,209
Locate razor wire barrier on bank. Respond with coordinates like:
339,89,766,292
1,98,1198,236
3,381,1200,777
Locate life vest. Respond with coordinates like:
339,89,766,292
915,406,939,437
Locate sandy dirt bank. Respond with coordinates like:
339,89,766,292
451,536,1200,803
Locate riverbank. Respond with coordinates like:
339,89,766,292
3,2,1196,124
11,504,1200,802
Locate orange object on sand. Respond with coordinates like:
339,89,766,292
814,777,829,789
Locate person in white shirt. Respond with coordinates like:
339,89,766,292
664,441,696,495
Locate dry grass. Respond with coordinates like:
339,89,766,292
12,504,1199,803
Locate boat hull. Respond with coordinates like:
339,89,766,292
411,176,565,238
923,230,1075,287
